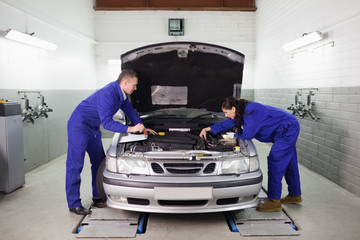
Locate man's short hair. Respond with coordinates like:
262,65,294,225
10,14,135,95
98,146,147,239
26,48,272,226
117,69,137,84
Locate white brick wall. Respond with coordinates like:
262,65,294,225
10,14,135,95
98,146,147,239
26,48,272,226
94,10,256,89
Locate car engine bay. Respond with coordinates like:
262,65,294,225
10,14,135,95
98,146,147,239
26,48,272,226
123,131,237,153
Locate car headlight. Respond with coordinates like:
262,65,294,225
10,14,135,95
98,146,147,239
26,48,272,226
219,156,260,174
106,156,118,172
106,156,150,175
249,156,260,172
117,158,150,175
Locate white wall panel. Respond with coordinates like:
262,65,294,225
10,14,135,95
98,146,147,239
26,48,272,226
0,0,96,90
0,0,94,39
94,11,256,89
255,0,360,89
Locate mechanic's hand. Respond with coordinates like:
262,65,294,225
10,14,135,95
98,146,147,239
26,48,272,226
145,128,157,135
127,123,145,133
199,127,211,140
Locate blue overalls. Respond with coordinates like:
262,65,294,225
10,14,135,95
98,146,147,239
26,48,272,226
66,81,142,209
210,102,301,200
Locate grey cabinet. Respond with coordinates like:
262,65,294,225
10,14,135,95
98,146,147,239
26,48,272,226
0,102,25,193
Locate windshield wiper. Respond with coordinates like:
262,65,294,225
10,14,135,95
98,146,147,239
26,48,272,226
185,113,216,123
142,114,186,119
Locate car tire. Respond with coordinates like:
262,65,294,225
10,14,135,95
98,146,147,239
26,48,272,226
96,157,107,202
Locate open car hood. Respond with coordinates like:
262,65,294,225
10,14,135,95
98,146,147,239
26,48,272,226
121,42,244,112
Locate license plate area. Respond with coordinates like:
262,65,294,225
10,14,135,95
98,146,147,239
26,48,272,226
154,187,213,200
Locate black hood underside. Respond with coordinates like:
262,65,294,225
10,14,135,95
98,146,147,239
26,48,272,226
121,42,245,112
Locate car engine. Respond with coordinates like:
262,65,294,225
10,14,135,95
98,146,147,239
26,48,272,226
124,131,237,152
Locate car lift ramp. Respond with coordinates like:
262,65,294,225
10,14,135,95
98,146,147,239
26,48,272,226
74,189,299,238
228,189,300,237
231,208,299,237
75,207,146,238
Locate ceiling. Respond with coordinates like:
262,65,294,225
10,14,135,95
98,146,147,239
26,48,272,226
94,0,256,11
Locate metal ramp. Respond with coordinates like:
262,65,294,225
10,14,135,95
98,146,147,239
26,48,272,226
232,208,299,236
75,207,146,238
73,189,300,238
229,189,300,237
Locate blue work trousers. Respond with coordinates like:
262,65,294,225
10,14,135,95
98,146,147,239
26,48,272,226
267,121,301,200
65,124,105,209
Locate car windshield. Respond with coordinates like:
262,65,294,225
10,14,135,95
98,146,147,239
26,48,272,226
139,109,226,131
141,109,223,119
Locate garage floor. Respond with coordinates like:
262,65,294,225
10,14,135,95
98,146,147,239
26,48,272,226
1,139,360,240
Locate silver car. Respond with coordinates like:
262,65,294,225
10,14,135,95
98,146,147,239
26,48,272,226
97,42,263,213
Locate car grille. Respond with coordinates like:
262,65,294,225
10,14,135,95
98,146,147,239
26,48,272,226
158,200,208,206
150,161,217,175
151,163,164,174
127,197,150,206
164,163,203,174
203,163,216,173
216,197,239,205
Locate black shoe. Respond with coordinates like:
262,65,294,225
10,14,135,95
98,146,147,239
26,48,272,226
92,198,107,208
69,205,92,215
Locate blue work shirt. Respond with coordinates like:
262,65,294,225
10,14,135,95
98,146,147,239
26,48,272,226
210,102,298,143
69,80,142,135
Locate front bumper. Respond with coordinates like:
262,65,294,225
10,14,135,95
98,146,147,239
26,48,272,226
103,169,263,213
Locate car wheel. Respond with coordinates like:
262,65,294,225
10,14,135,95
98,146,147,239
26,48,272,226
96,157,107,202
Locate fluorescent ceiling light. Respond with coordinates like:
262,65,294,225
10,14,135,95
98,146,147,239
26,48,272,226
107,59,121,65
5,29,57,51
283,32,323,51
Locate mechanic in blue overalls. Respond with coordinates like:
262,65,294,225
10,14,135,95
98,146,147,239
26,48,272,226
200,96,302,212
66,69,156,215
